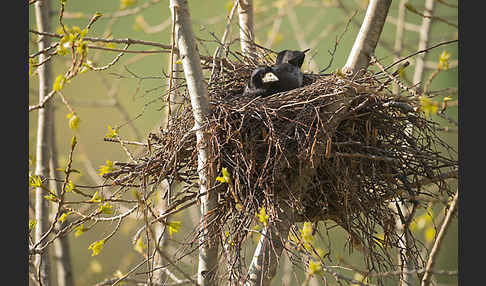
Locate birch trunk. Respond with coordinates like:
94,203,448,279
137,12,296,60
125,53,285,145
392,0,408,95
412,0,435,87
240,1,294,283
342,0,392,76
396,2,435,285
153,58,181,286
169,1,219,285
238,0,257,59
152,185,170,284
49,113,74,286
391,3,411,284
245,203,294,286
34,0,53,285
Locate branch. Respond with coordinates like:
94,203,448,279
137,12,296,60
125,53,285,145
245,206,293,286
382,39,458,74
421,190,458,286
29,29,173,50
29,29,234,70
342,0,392,76
209,0,238,85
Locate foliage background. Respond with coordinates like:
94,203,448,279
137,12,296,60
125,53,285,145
28,0,458,285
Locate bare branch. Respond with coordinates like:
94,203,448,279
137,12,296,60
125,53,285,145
342,0,392,76
421,190,458,286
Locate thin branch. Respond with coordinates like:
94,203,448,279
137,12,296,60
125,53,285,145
29,90,56,112
382,39,458,74
421,190,458,286
285,0,319,72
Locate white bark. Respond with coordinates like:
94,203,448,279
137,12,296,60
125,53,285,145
49,114,74,286
421,191,458,286
33,1,53,285
245,204,293,286
153,185,170,284
153,27,183,285
391,2,412,284
412,0,435,86
392,0,408,95
169,1,219,285
396,2,435,285
342,0,392,76
238,0,257,59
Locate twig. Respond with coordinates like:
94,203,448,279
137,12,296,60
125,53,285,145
381,39,458,73
88,44,130,71
406,3,457,28
29,90,56,112
166,5,178,122
29,29,234,69
209,0,238,85
371,55,418,97
437,111,458,127
103,137,149,147
368,268,458,277
421,190,458,286
319,10,356,74
29,29,173,50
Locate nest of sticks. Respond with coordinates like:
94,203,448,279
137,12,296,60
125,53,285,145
103,48,458,280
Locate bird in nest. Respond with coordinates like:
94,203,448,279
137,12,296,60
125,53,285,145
242,49,309,97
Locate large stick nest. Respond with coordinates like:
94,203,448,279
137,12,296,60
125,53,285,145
103,50,457,280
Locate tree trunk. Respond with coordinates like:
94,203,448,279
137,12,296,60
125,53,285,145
152,37,183,286
342,0,392,76
152,185,170,284
33,0,53,285
245,203,294,286
392,0,408,95
412,0,435,87
238,0,257,59
49,113,74,286
169,1,219,285
397,2,435,285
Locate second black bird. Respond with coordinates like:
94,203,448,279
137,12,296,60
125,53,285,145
242,49,309,97
242,66,279,97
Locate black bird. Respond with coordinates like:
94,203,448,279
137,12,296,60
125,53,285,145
275,48,310,68
266,49,310,93
266,62,303,94
242,49,309,97
242,66,279,97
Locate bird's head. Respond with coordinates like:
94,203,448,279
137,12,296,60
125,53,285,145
275,48,310,68
251,66,279,88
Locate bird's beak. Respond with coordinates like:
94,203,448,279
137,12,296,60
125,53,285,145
262,72,279,83
302,48,310,54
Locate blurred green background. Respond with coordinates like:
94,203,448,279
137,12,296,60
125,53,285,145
29,0,458,285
